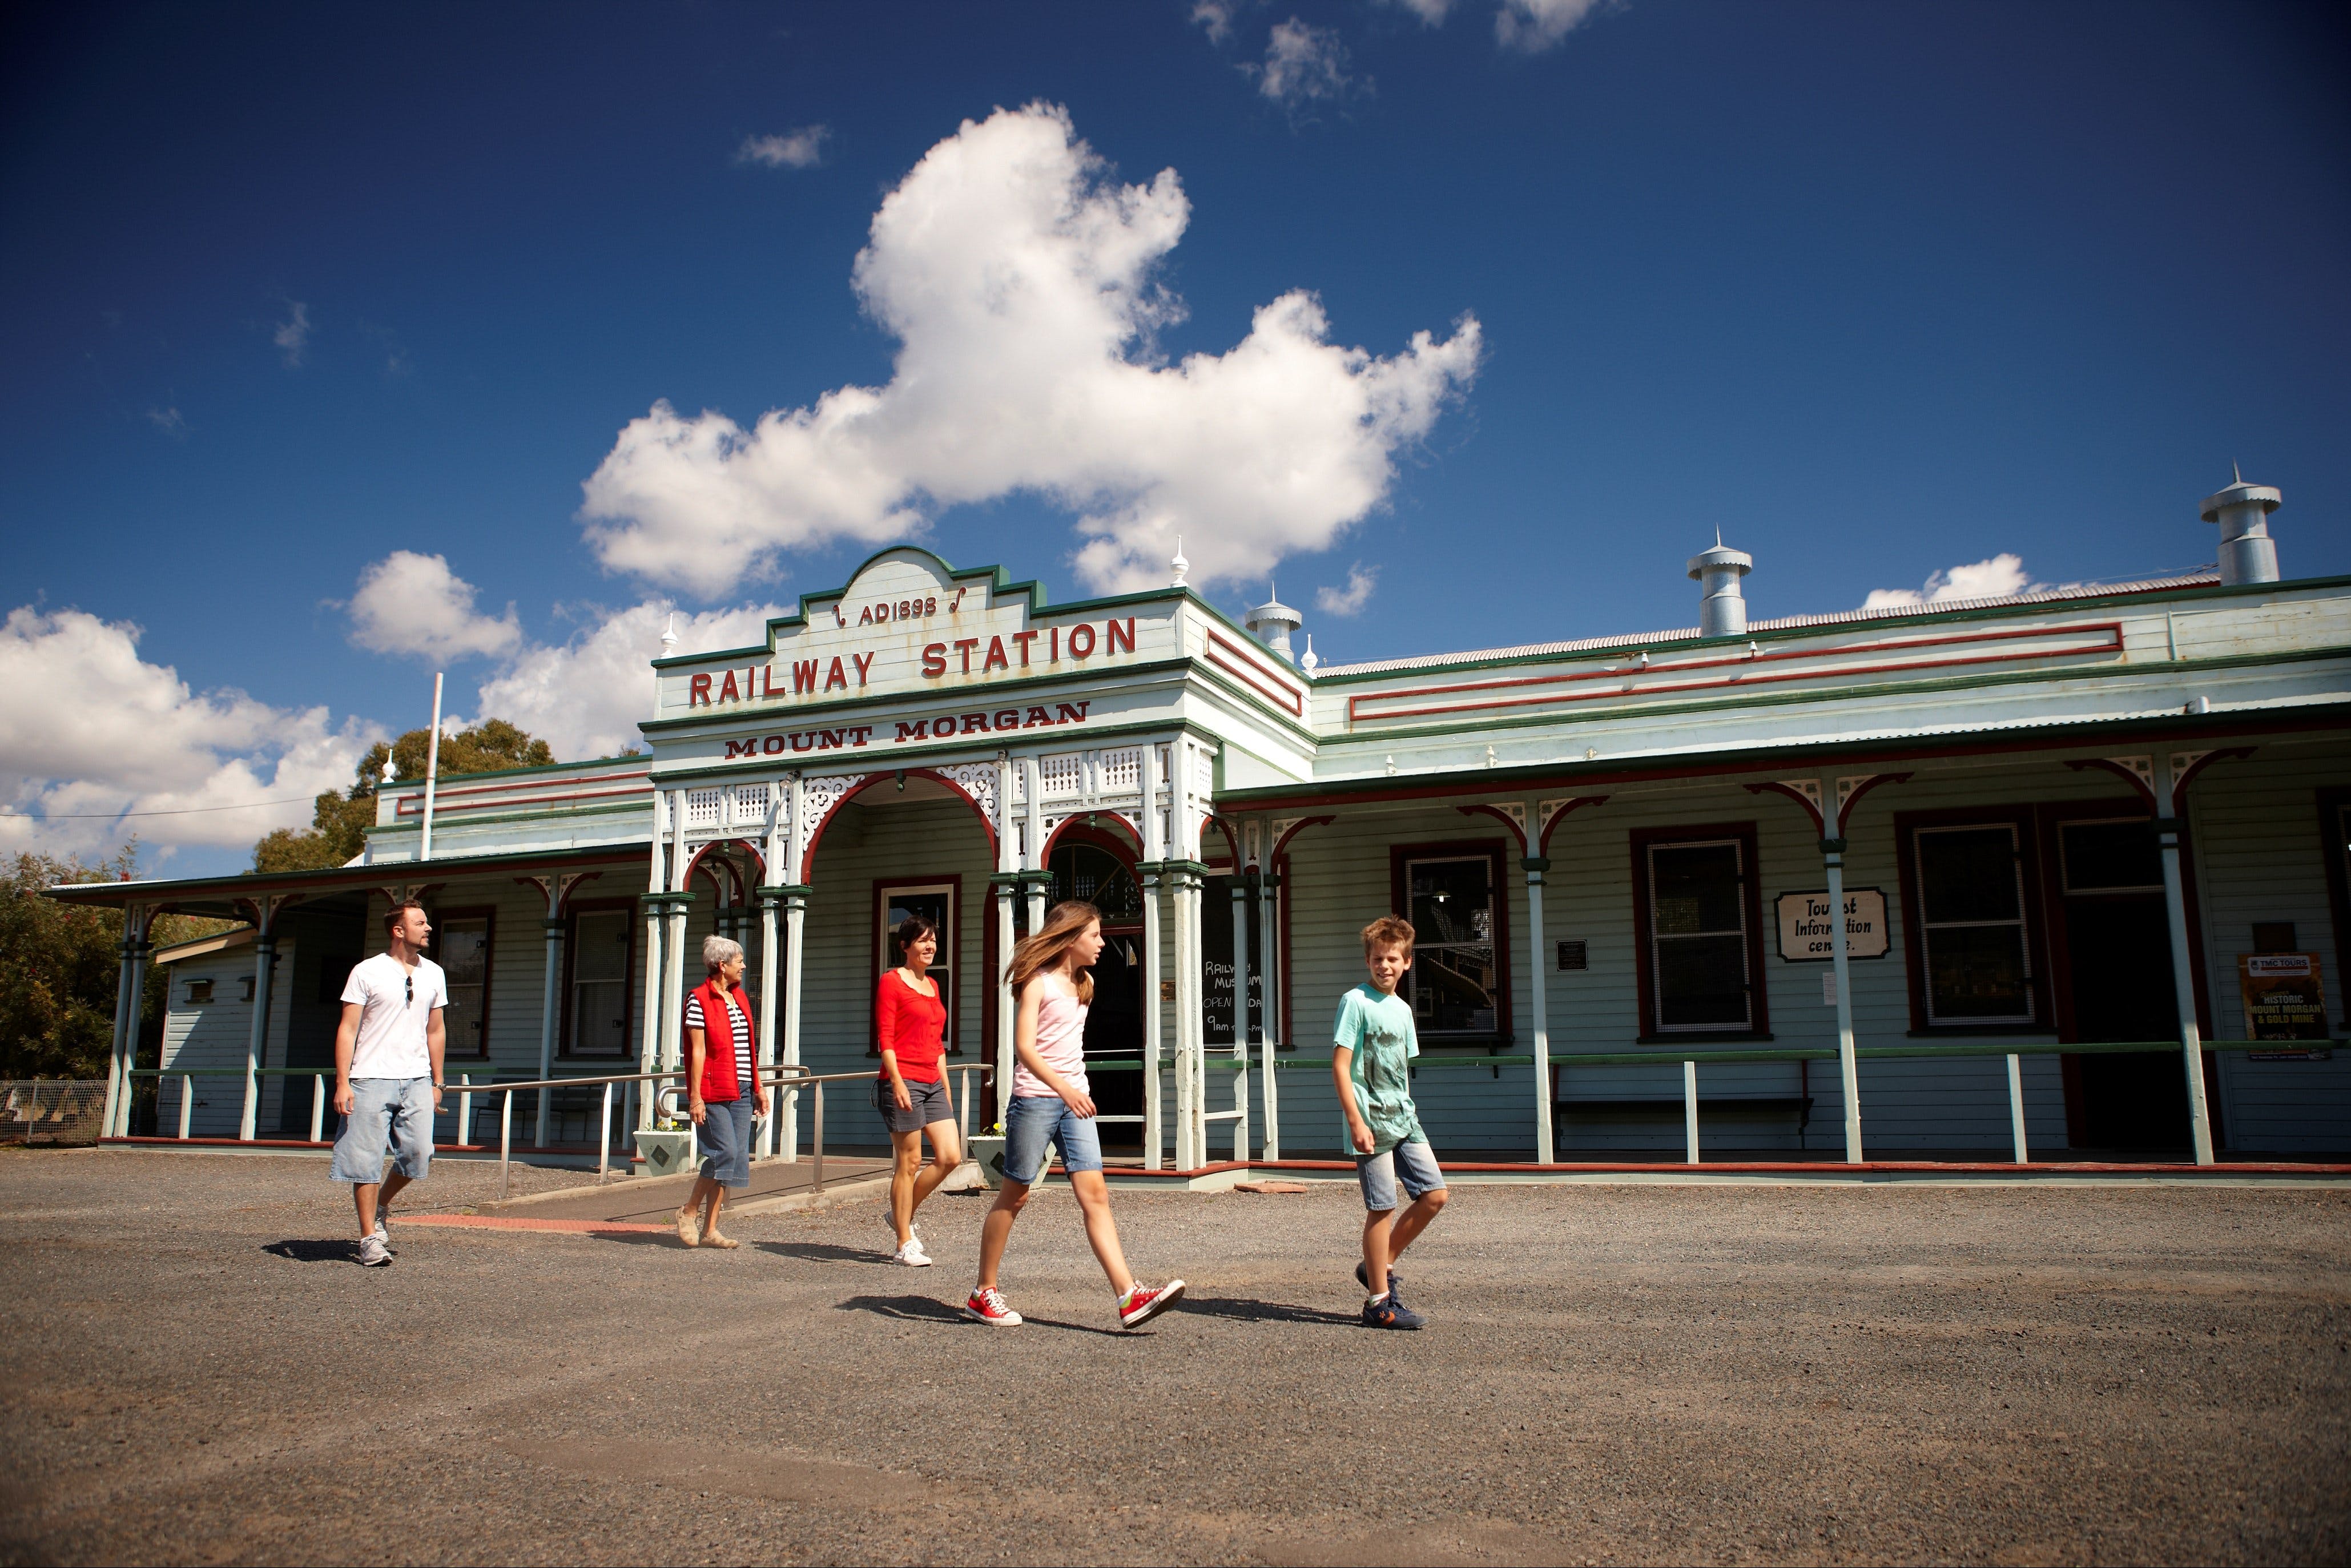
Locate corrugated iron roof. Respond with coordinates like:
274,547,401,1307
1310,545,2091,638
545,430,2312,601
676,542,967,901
1310,569,2223,679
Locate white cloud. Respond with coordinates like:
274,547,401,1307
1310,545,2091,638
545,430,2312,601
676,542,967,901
0,607,377,860
736,127,829,169
1247,18,1360,107
1385,0,1456,23
1315,563,1379,616
473,601,786,760
1495,0,1611,50
1189,0,1259,44
347,552,524,662
146,406,186,438
273,301,311,367
581,104,1478,598
1863,553,2043,609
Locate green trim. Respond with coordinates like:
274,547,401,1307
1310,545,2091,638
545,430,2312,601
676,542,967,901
637,656,1195,732
1308,572,2351,688
649,714,1231,785
372,753,649,787
42,843,649,908
364,799,647,839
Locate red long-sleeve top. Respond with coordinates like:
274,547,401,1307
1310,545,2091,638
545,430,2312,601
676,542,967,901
875,970,947,1083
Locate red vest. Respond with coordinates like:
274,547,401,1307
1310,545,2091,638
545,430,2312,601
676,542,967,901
687,979,756,1102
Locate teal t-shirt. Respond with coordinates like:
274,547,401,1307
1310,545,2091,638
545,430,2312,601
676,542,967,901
1332,983,1424,1154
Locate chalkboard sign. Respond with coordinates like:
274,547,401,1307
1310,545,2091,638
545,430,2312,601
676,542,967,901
1203,873,1265,1044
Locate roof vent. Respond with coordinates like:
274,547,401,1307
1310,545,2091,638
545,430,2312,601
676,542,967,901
1244,584,1303,664
1686,533,1753,638
2200,464,2282,586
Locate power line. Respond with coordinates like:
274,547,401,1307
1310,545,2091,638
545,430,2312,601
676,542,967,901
0,795,331,820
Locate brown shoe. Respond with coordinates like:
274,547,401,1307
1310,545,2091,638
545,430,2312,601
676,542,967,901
702,1231,741,1250
675,1207,700,1248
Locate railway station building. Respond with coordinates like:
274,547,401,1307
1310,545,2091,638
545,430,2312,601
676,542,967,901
62,471,2351,1170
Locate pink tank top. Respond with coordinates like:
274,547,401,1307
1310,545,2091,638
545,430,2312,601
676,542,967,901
1012,983,1089,1099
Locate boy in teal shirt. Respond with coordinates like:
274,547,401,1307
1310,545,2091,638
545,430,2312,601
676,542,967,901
1331,914,1450,1329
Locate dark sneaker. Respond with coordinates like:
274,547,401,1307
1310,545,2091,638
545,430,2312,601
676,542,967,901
1117,1279,1185,1329
1361,1294,1423,1330
1354,1261,1401,1303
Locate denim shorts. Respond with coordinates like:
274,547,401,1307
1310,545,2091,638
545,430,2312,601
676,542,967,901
875,1075,953,1134
1356,1138,1444,1212
1003,1094,1104,1183
698,1097,755,1188
328,1077,434,1184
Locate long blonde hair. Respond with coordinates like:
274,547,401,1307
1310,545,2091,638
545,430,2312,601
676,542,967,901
1007,900,1100,1006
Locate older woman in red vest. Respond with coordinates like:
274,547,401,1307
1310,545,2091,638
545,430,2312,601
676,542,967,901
675,936,768,1248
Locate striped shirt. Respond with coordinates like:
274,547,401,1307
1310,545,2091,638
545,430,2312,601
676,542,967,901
683,991,754,1094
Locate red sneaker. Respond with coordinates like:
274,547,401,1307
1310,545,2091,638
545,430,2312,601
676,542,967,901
1117,1279,1185,1330
961,1286,1022,1327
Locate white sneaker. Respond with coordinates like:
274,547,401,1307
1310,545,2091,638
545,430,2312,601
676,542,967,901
893,1239,933,1267
356,1234,392,1267
372,1215,397,1255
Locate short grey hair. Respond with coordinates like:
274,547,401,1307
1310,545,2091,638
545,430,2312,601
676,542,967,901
703,936,744,973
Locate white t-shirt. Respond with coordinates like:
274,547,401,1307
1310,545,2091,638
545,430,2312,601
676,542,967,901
340,951,446,1080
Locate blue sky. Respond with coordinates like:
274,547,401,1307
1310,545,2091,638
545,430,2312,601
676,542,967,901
3,1,2345,873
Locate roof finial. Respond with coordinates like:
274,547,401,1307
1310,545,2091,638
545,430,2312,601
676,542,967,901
1170,536,1189,588
659,611,679,652
2233,458,2243,484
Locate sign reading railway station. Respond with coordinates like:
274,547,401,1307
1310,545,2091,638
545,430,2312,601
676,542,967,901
1775,888,1889,962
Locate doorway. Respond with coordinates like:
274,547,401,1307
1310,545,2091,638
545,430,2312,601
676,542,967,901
2052,815,2191,1152
1048,832,1145,1151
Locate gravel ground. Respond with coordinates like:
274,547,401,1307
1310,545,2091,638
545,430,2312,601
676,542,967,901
1,1148,2345,1567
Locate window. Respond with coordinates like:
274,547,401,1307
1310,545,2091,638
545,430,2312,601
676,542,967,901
1646,839,1753,1030
2320,789,2351,1031
434,909,493,1059
875,879,957,1055
1050,841,1142,922
186,978,214,1004
1913,823,2035,1025
1390,842,1509,1041
564,904,634,1058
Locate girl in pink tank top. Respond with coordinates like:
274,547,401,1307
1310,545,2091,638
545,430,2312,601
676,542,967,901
963,900,1185,1332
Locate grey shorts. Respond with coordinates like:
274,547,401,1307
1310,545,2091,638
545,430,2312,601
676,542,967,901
329,1077,434,1184
875,1075,953,1134
698,1097,755,1188
1356,1139,1444,1212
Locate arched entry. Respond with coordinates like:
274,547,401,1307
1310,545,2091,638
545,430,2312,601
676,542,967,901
1041,820,1147,1150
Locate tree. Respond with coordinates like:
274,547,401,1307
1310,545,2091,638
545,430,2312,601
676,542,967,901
0,844,232,1079
251,718,556,872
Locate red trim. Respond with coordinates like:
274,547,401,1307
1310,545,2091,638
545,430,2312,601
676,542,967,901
684,837,766,890
1455,804,1528,853
2063,757,2159,811
1270,815,1335,859
1207,815,1240,866
1204,631,1307,717
1389,838,1513,1044
2320,788,2351,1033
1836,772,1913,833
1742,780,1825,836
1539,796,1608,857
1346,622,2125,725
1629,821,1770,1041
1043,811,1144,860
2173,746,2257,799
802,767,998,867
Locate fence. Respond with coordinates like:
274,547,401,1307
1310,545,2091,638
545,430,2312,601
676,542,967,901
1,1080,109,1146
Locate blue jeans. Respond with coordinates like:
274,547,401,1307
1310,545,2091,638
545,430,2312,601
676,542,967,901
329,1077,433,1183
1356,1139,1444,1212
1003,1094,1104,1184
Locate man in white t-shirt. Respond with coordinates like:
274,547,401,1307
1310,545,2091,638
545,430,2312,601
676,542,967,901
330,900,447,1266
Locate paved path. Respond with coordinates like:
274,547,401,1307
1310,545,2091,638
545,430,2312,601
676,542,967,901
486,1154,897,1224
1,1147,2345,1565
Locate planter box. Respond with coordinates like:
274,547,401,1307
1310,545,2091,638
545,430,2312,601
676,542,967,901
968,1134,1008,1189
634,1128,697,1178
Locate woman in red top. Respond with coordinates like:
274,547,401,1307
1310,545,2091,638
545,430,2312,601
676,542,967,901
875,915,960,1265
